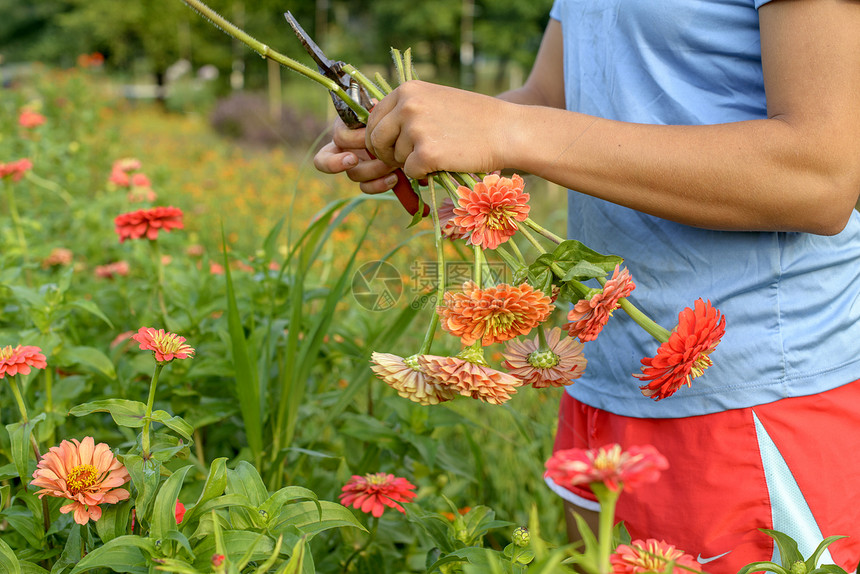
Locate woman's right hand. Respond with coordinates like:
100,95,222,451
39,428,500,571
313,117,402,195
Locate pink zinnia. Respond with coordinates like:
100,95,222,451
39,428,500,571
0,158,34,182
452,173,530,250
114,206,183,242
564,265,635,342
42,247,74,268
18,109,46,128
438,282,552,347
370,352,457,405
0,345,47,378
545,443,668,493
503,327,587,388
132,327,195,363
611,539,701,574
95,261,130,279
437,198,469,240
30,437,130,525
418,354,522,405
339,472,417,517
636,299,726,401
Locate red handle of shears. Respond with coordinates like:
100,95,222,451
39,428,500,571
365,152,429,217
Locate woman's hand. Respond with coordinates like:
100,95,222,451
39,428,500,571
364,80,514,179
313,117,403,195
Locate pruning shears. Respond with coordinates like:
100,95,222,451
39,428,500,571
284,11,429,217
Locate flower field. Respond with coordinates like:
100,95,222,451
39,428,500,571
0,64,577,572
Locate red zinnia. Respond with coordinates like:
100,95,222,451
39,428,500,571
452,173,530,250
438,282,552,347
545,443,668,493
114,206,183,242
0,345,47,379
339,472,417,517
0,158,33,182
132,327,195,363
636,299,726,401
611,539,701,574
19,109,46,128
564,265,635,342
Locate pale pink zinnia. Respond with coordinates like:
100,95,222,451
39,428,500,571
95,260,130,279
503,327,587,388
114,206,183,242
564,265,635,342
0,345,47,378
611,539,701,574
42,247,73,268
545,443,668,493
30,437,130,525
437,198,469,240
339,472,417,517
370,352,457,405
132,327,195,363
452,173,530,250
418,353,522,405
438,282,552,347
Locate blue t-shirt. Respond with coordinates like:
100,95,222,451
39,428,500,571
551,0,860,417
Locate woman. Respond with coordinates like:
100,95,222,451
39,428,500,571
314,1,860,571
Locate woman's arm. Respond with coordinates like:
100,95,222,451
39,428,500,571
366,0,860,234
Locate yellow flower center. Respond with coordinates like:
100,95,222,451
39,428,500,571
152,331,186,354
0,345,19,360
66,464,99,495
690,352,714,381
486,207,516,230
365,473,388,486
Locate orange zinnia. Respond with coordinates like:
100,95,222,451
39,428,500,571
438,282,552,347
0,345,47,379
132,327,195,363
370,352,457,405
18,109,46,128
452,173,530,250
503,327,587,388
636,299,725,401
418,353,522,405
611,539,701,574
30,437,130,525
564,265,635,342
114,206,183,242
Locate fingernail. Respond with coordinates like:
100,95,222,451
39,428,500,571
343,154,358,168
385,175,399,189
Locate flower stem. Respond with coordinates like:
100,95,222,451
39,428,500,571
505,239,527,267
4,181,32,285
340,64,385,101
7,377,30,422
473,244,483,288
44,367,55,445
517,224,546,254
149,240,169,326
591,483,621,574
536,326,550,353
141,363,164,458
419,177,445,356
179,0,367,122
594,277,671,343
523,217,564,245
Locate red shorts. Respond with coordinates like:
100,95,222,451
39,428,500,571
548,381,860,574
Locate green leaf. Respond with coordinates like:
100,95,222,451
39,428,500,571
68,535,155,574
761,529,805,568
67,299,114,328
123,455,162,522
95,500,132,543
54,345,117,379
274,535,308,574
5,413,46,484
809,566,850,574
151,558,203,574
805,536,848,570
165,530,196,561
191,531,275,570
222,229,264,461
20,562,50,574
149,410,193,441
1,506,44,549
70,399,146,428
259,486,321,524
403,503,457,554
270,501,366,538
181,458,228,527
151,464,192,542
227,461,268,507
0,536,21,574
737,562,788,574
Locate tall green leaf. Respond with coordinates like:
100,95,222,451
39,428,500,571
221,228,263,463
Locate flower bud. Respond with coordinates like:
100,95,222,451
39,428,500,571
513,526,530,547
790,561,808,574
